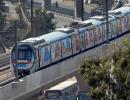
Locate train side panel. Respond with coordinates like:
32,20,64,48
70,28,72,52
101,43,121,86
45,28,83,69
51,41,62,62
102,23,107,41
124,13,130,32
71,33,80,54
94,25,103,44
86,29,95,48
110,19,118,38
128,14,130,29
39,45,52,67
61,37,72,58
31,48,40,72
78,28,87,50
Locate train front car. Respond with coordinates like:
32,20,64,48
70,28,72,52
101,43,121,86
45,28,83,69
11,42,35,78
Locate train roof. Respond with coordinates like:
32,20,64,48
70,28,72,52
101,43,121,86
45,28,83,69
91,15,115,22
82,19,102,26
109,6,130,16
39,31,70,42
78,27,88,33
20,31,70,45
55,27,75,33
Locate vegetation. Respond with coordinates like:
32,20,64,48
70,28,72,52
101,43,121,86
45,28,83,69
80,39,130,99
0,11,6,53
33,9,56,37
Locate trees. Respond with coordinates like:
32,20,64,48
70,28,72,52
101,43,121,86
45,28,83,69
33,9,56,37
80,40,130,99
0,12,5,31
0,12,6,53
0,0,5,12
96,0,114,11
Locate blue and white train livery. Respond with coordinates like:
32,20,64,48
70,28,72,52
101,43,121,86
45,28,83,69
11,5,130,78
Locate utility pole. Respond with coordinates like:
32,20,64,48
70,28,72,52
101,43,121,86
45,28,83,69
31,0,34,36
105,0,109,43
81,0,84,21
75,0,84,21
14,21,19,81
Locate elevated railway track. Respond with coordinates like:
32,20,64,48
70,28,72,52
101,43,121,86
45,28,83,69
0,66,14,86
0,53,15,86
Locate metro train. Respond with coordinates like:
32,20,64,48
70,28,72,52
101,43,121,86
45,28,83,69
11,5,130,78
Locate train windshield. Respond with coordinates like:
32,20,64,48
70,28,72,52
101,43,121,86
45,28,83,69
18,48,32,60
11,44,35,68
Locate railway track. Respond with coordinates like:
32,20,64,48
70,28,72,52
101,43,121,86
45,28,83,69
0,65,15,86
0,53,15,86
0,53,10,68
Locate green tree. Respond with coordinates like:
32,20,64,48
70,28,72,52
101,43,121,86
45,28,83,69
80,40,130,99
0,12,6,53
33,9,56,37
0,12,5,31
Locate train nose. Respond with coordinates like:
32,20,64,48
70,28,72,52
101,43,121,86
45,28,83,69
11,44,35,71
18,70,30,78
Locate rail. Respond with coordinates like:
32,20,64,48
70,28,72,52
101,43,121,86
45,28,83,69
0,53,10,68
0,66,13,84
0,53,15,87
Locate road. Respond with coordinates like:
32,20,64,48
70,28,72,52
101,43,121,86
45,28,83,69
26,0,97,27
34,0,98,12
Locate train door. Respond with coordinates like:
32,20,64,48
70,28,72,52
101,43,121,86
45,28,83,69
125,14,130,31
71,30,80,54
61,37,72,58
86,29,95,48
102,23,107,41
122,15,129,33
110,19,117,38
117,16,123,35
94,25,103,44
79,29,87,51
127,14,130,29
84,30,89,49
51,41,62,62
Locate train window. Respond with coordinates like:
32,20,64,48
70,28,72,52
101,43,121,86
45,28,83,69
18,50,25,60
26,51,32,60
